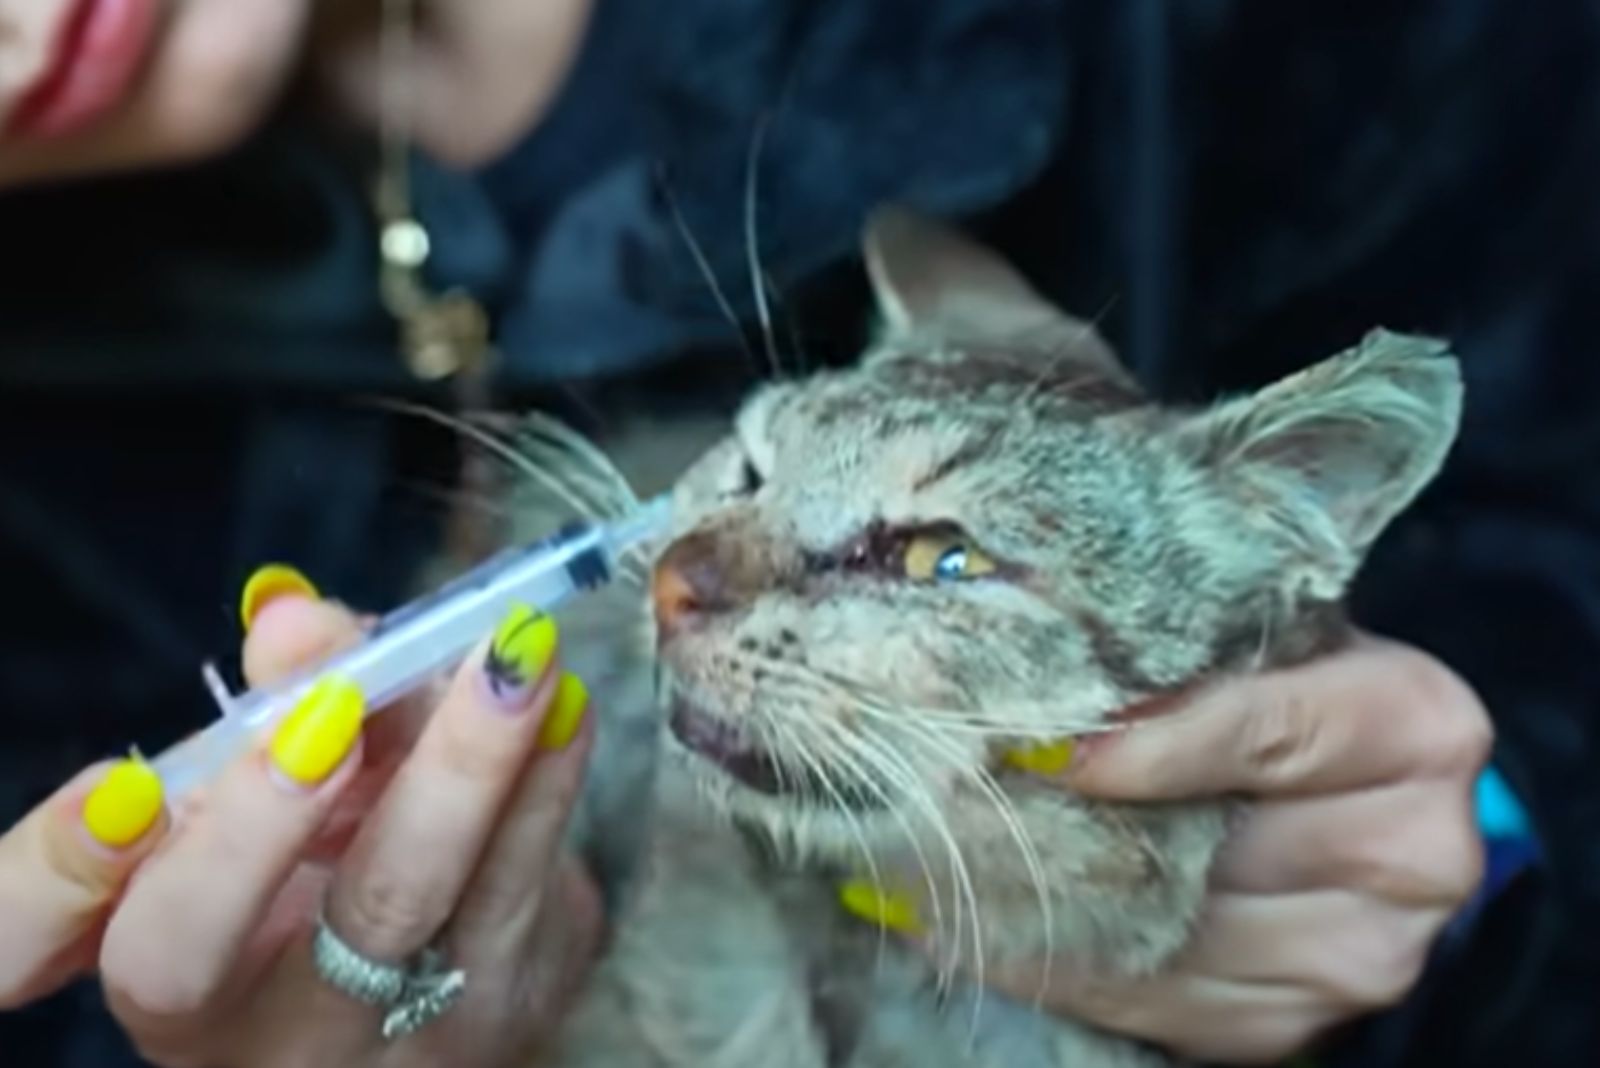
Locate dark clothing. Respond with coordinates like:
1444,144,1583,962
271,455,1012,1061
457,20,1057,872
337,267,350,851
3,1,1597,1065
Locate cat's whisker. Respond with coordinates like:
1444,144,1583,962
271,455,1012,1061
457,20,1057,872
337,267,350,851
509,435,632,522
812,684,1048,1007
852,734,990,1041
374,398,616,529
744,662,965,988
742,655,1062,1029
761,709,896,972
779,694,953,970
765,266,811,376
1014,292,1122,410
794,702,985,1010
743,111,784,380
652,161,762,374
871,712,1058,1010
513,409,642,513
814,665,1120,740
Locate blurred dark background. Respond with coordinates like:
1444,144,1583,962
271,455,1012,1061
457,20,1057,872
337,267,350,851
2,1,1598,1065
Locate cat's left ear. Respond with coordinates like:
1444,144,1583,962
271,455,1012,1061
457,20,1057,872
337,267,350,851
1181,329,1464,596
862,205,1132,385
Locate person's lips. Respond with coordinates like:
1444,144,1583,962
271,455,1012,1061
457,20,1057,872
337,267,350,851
5,0,161,140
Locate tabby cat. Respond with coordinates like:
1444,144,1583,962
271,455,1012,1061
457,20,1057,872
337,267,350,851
540,207,1463,1068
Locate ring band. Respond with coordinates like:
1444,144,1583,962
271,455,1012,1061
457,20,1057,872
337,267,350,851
311,915,467,1040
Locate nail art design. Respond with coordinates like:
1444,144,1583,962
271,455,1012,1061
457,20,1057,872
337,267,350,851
483,604,559,706
1003,738,1076,776
82,756,164,848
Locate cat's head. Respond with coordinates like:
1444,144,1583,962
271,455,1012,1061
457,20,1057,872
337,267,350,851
651,206,1462,855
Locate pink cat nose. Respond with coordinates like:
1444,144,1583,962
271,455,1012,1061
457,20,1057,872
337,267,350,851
652,532,732,636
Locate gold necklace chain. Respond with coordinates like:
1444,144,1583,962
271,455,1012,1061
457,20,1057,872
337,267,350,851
374,0,493,384
374,0,507,568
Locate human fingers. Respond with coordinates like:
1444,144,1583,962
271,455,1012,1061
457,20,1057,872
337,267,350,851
450,677,594,958
506,859,606,1039
998,891,1443,1064
319,605,583,970
100,676,365,1024
238,563,351,686
1059,635,1491,801
1210,780,1484,903
1006,964,1332,1066
239,567,429,828
0,758,166,1008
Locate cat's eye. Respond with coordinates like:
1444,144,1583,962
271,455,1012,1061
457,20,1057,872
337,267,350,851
902,531,997,582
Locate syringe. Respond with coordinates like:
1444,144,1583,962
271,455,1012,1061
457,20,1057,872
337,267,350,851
149,495,672,801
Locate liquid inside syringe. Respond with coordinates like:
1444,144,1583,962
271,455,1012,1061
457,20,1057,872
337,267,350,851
149,495,671,800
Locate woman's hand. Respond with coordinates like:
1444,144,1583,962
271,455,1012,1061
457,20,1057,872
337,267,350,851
991,633,1493,1064
0,574,602,1067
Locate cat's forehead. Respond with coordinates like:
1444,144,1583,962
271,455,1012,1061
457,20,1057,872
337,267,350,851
741,363,1166,551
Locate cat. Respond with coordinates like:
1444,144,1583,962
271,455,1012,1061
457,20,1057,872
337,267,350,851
535,205,1464,1068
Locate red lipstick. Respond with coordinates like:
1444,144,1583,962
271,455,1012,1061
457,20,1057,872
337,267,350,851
6,0,161,140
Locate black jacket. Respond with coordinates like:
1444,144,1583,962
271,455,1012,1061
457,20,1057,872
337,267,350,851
2,1,1595,1065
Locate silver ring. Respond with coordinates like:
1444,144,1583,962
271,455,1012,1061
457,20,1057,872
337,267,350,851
311,915,467,1040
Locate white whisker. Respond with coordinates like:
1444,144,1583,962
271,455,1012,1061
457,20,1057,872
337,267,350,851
743,112,783,380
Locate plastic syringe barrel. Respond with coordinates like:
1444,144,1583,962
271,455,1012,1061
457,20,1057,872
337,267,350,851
148,496,669,799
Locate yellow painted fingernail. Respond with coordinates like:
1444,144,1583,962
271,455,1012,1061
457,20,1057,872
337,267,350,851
82,757,164,848
1003,738,1076,776
539,672,588,750
484,604,560,707
838,880,923,935
269,676,365,787
239,564,319,631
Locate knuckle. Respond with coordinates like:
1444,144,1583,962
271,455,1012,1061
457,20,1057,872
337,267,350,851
1391,652,1494,772
1238,689,1324,786
341,868,453,950
102,952,219,1022
1329,923,1430,1009
1448,828,1489,901
1364,793,1486,905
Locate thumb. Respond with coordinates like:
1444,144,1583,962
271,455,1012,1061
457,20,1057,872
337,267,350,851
0,758,167,1008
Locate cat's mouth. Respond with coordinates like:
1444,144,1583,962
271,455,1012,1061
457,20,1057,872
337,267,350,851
668,697,883,810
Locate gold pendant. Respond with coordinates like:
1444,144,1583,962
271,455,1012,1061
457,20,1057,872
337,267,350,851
377,216,493,382
398,289,492,381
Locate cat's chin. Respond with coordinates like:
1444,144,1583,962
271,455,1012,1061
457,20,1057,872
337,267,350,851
666,695,886,812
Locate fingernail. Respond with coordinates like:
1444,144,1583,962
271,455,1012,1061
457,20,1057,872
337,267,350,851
483,603,559,709
538,672,588,750
1003,738,1077,776
270,676,365,787
82,757,164,848
240,564,319,631
837,880,923,935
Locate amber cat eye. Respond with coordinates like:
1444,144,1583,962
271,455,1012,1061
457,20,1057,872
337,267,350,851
902,530,997,581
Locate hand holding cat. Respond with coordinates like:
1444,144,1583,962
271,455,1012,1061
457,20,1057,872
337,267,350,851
983,632,1492,1064
0,575,601,1067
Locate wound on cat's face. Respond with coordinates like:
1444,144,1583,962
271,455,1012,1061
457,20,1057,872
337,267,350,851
652,206,1462,856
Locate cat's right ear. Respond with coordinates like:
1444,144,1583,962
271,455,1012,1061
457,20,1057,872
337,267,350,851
861,205,1130,383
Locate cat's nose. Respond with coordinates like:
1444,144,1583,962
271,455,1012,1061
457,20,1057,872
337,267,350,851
652,531,733,636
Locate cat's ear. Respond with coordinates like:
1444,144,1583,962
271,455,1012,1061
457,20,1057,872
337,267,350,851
862,205,1129,382
1182,329,1464,596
